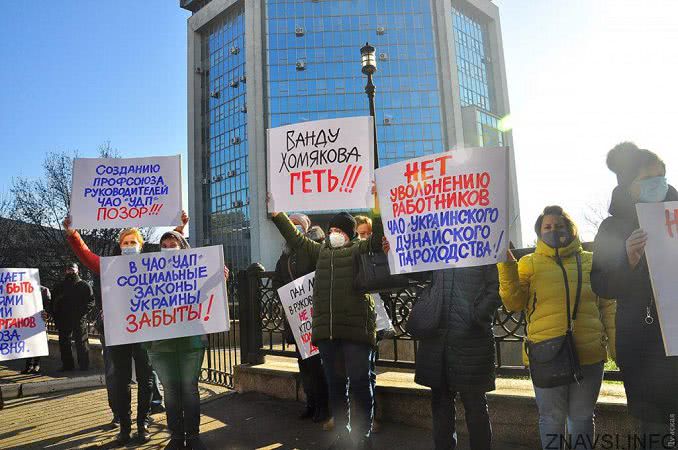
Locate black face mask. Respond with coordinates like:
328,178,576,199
541,229,572,249
65,273,78,282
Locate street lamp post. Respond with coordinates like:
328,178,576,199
360,42,379,170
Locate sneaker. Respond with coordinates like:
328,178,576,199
105,418,120,430
322,417,335,432
21,365,33,374
164,439,186,450
151,403,166,414
136,423,150,443
30,365,41,374
186,437,207,450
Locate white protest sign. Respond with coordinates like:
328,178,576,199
277,272,318,359
101,246,228,346
376,147,509,274
70,155,183,229
0,269,48,361
636,201,678,356
267,116,375,213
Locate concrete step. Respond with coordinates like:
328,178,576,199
235,356,633,449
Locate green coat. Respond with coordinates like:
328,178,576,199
143,335,207,353
273,213,382,346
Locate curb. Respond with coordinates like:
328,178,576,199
0,374,106,404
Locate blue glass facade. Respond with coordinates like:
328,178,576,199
265,0,445,166
202,6,250,269
453,7,491,112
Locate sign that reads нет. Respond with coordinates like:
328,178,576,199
636,201,678,356
100,246,229,346
376,147,509,274
70,155,183,229
0,269,48,361
277,272,318,360
267,116,374,213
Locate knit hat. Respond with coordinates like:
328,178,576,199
289,213,311,233
306,225,326,243
329,212,356,239
160,230,190,249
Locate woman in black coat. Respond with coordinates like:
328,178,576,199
413,265,501,450
591,143,678,448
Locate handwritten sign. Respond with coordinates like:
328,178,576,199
277,272,318,359
376,148,509,274
636,201,678,356
0,269,48,361
100,246,228,346
267,117,374,213
70,155,183,229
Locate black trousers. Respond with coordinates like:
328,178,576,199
109,343,154,432
298,354,329,414
57,319,89,370
431,380,492,450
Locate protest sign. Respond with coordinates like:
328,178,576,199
636,201,678,356
100,246,228,346
267,116,374,213
376,147,509,274
277,272,318,359
0,269,48,361
70,155,183,229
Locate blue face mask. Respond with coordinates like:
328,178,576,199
638,176,668,203
121,246,140,255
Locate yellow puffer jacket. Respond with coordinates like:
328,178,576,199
498,236,616,366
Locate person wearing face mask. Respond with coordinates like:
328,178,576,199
498,206,616,449
52,262,95,372
63,215,188,445
591,143,678,448
273,214,330,426
142,230,229,450
269,207,383,450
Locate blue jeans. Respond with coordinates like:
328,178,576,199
149,348,205,440
534,362,604,450
317,339,374,439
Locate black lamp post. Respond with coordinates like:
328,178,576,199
360,42,379,169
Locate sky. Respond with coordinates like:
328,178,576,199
1,0,677,245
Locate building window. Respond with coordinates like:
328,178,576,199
201,5,250,270
476,110,503,147
453,6,492,112
265,0,445,167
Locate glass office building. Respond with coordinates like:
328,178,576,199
182,0,521,270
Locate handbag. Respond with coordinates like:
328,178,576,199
353,250,413,293
525,251,584,388
405,278,443,339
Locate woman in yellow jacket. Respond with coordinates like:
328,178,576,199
498,205,616,450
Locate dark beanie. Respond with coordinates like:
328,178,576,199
606,142,643,186
329,212,356,239
160,230,190,249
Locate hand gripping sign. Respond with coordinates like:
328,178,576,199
70,155,183,229
267,117,375,213
636,201,678,356
100,246,229,346
277,272,318,359
0,269,48,361
376,147,510,274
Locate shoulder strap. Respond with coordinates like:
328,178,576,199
555,249,573,331
572,252,583,321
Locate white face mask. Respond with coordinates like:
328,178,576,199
121,246,140,255
161,247,180,253
329,232,347,248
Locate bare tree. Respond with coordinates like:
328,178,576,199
583,200,610,237
8,143,155,286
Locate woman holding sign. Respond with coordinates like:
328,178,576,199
269,207,383,450
499,206,616,450
63,213,188,446
592,143,678,448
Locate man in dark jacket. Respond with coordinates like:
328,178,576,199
413,266,501,450
53,262,94,371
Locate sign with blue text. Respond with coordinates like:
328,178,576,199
70,155,183,229
376,147,509,274
636,201,678,356
100,246,228,346
0,269,48,361
267,117,375,213
277,272,318,360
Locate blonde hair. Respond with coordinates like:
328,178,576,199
355,215,373,230
118,228,144,247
